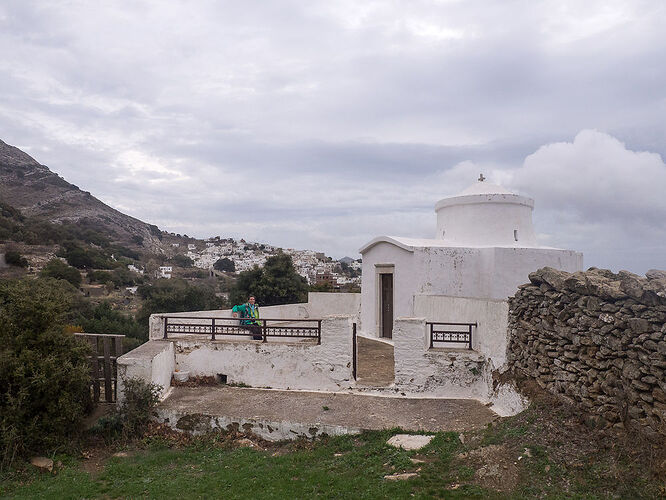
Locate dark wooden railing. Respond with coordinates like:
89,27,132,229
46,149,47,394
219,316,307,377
75,333,124,404
426,322,476,350
162,317,322,344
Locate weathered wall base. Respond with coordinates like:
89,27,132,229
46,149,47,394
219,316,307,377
155,408,358,441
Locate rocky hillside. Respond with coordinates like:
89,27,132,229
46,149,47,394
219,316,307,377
0,139,163,251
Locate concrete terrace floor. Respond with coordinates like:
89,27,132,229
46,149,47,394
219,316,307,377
157,386,499,439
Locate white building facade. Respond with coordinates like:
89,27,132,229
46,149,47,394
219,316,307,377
359,180,583,338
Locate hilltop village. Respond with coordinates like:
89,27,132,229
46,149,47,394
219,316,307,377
163,236,362,289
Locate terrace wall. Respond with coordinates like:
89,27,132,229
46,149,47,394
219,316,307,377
508,267,666,441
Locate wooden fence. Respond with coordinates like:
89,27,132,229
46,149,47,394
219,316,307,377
75,333,124,404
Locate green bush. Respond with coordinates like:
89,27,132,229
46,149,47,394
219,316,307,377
4,250,28,267
80,301,146,343
41,258,82,287
92,378,161,442
136,279,219,327
0,278,92,465
229,253,308,306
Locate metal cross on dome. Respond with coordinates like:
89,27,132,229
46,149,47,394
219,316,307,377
478,173,486,182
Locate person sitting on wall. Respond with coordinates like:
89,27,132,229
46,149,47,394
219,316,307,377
232,295,262,340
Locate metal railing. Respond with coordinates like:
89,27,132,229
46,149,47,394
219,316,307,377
426,322,477,350
162,316,322,344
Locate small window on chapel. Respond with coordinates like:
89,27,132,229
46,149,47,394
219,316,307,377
514,229,518,241
442,229,445,238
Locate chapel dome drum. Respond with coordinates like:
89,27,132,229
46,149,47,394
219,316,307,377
434,181,537,247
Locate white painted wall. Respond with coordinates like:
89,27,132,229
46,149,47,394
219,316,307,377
174,316,354,391
391,317,527,415
413,295,509,367
116,341,174,403
360,243,581,338
436,196,537,246
359,241,415,337
392,317,491,400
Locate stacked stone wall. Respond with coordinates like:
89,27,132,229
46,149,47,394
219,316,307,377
507,267,666,441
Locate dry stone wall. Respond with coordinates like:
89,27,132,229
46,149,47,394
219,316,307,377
507,267,666,441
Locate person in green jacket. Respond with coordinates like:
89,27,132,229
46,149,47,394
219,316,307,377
232,295,262,340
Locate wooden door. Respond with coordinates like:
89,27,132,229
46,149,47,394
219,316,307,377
380,273,393,338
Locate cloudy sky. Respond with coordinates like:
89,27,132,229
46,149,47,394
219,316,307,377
1,1,665,273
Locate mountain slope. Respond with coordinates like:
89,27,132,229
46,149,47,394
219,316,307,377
0,139,163,251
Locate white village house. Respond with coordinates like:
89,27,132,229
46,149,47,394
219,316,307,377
117,178,583,436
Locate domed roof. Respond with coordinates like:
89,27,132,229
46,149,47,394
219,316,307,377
457,180,514,196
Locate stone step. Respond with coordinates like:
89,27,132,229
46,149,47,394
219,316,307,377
156,386,499,441
356,336,395,387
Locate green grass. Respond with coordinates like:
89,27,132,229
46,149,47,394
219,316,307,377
0,431,477,500
2,400,664,499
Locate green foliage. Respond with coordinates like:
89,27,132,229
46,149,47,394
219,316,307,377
0,278,91,463
88,270,113,284
4,250,28,268
213,257,235,272
91,378,161,443
229,253,308,306
171,254,193,268
57,240,113,269
79,302,146,343
40,258,82,287
136,279,219,327
148,224,162,240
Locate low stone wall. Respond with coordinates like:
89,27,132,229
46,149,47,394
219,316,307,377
507,267,666,441
117,341,175,403
172,316,354,392
392,317,527,416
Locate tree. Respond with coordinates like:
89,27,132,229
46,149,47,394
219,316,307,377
5,250,28,267
229,253,308,306
79,301,146,351
41,258,82,288
0,278,91,458
172,254,193,268
136,278,219,327
213,257,235,272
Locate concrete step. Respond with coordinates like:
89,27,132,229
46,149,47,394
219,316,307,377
156,386,499,441
356,336,395,387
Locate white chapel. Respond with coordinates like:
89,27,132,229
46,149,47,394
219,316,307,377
358,177,583,338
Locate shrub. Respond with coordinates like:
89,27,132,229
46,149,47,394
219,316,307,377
4,250,28,267
0,278,91,465
213,257,235,272
41,258,82,287
92,378,161,442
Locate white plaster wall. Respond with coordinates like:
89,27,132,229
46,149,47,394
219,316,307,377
415,246,493,297
173,316,354,391
436,200,537,246
360,242,415,337
392,318,491,399
116,340,175,403
491,247,583,299
413,295,509,367
307,292,360,319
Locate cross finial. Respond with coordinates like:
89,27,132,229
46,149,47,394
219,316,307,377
478,173,485,182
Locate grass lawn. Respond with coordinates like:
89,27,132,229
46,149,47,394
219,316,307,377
2,397,664,499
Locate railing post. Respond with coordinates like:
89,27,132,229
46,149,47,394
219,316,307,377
163,317,168,339
429,323,433,349
262,319,267,343
468,324,472,350
352,322,357,380
211,318,216,341
317,320,322,345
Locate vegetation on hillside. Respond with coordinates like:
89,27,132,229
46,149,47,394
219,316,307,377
228,253,308,306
